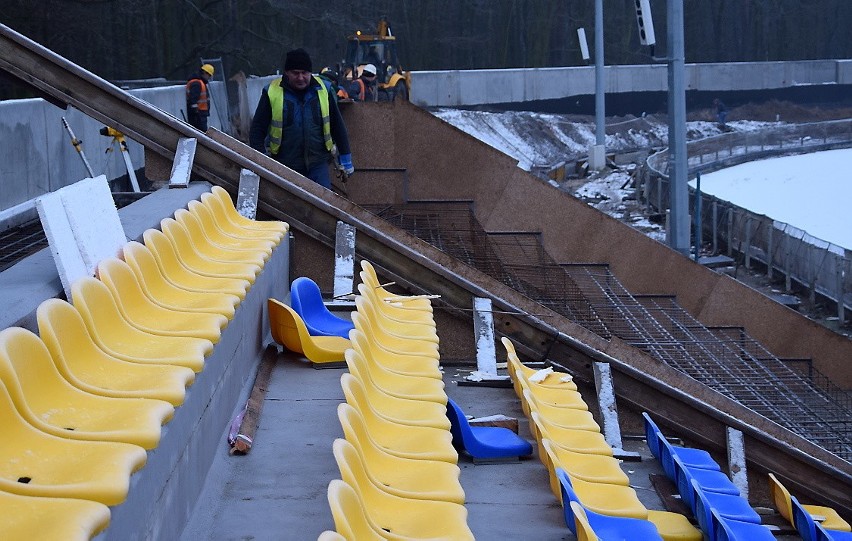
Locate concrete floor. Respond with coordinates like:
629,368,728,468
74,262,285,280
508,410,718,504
180,349,694,541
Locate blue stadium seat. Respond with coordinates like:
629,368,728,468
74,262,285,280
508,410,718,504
642,412,720,477
556,468,663,540
446,398,532,460
290,277,355,338
690,478,761,541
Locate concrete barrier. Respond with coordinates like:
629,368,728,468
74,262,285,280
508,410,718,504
410,59,849,107
0,82,225,218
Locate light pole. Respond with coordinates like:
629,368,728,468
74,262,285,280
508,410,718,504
589,0,606,170
667,0,689,254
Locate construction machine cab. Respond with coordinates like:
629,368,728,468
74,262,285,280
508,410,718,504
342,17,409,101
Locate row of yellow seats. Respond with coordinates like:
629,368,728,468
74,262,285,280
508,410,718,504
0,187,287,541
322,264,473,540
503,338,702,541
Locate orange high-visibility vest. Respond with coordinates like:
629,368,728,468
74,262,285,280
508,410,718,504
186,78,209,112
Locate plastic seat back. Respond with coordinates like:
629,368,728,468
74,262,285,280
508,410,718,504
793,496,818,541
268,298,306,354
768,473,795,523
291,277,354,337
570,501,600,541
160,218,260,278
140,231,251,297
557,468,585,535
445,397,532,459
326,479,387,541
642,412,664,460
268,299,350,364
691,477,717,539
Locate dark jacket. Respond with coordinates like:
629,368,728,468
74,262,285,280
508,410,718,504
249,77,350,174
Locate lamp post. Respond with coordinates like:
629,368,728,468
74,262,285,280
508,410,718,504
667,0,690,254
588,0,606,170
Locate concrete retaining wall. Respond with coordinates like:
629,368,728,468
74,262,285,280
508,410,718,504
341,101,851,388
410,59,851,107
0,83,225,218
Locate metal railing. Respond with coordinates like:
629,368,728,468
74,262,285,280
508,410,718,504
643,119,852,321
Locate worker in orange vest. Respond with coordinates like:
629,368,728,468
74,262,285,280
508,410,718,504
186,64,214,131
349,64,377,102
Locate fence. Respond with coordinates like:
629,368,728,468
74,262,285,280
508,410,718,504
642,120,852,322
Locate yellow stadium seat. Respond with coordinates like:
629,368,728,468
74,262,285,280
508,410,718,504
122,241,239,318
345,348,447,405
138,232,250,300
98,257,226,343
332,439,474,540
0,378,146,506
524,391,601,432
326,480,395,541
268,298,349,365
165,213,267,267
72,277,211,372
187,199,282,246
351,311,439,359
355,284,439,344
37,298,194,406
769,472,851,532
530,411,611,456
356,283,436,327
176,207,273,259
337,403,465,504
0,490,111,541
341,372,451,430
204,186,288,236
503,337,578,391
144,227,255,285
338,402,456,464
160,219,260,281
349,329,442,380
360,260,433,312
541,438,629,486
0,327,173,450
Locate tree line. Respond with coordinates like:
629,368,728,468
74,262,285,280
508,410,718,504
3,0,852,97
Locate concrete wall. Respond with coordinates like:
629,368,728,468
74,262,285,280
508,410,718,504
0,82,225,218
3,59,848,218
410,59,850,107
341,101,851,388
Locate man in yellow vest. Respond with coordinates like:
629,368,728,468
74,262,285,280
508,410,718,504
186,63,214,131
249,48,354,189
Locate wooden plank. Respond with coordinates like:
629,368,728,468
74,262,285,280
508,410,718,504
229,345,277,455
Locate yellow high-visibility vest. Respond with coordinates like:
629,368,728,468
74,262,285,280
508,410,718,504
267,76,333,155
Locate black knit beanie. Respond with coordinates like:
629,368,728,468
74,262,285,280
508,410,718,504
284,48,312,72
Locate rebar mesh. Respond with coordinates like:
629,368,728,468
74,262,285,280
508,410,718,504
365,201,851,461
0,220,48,272
637,295,852,459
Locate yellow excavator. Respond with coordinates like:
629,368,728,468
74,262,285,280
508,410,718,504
341,17,410,101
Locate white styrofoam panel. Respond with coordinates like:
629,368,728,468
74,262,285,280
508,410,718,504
36,190,89,299
60,175,127,275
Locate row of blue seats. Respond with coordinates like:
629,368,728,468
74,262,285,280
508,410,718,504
0,186,286,540
645,413,851,541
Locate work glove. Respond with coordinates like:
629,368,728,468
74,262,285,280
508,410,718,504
339,153,354,176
